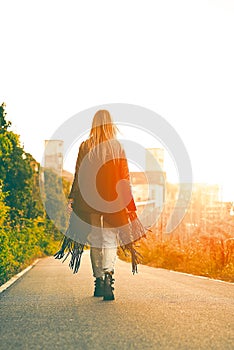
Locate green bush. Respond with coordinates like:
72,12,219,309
0,103,64,286
0,217,62,285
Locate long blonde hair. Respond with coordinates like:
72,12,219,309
87,110,119,162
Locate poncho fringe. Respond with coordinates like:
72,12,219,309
54,213,147,274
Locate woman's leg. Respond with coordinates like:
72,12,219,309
90,247,103,278
88,214,118,275
88,214,103,278
102,227,118,274
88,215,117,300
102,220,117,300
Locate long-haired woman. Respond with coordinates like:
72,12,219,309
68,109,136,301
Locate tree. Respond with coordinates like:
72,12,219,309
0,103,65,285
0,102,11,130
0,103,43,222
43,168,69,234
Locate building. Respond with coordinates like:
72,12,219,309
190,183,222,224
130,148,166,227
44,140,64,175
145,148,164,171
130,171,165,205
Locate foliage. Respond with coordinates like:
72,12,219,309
119,219,234,282
0,216,61,285
43,168,69,234
0,103,69,285
0,103,45,222
119,183,234,282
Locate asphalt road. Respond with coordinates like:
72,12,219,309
1,253,234,350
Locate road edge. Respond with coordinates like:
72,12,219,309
168,269,234,285
133,261,234,285
0,259,40,294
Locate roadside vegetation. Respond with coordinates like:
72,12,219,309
0,103,68,285
119,204,234,282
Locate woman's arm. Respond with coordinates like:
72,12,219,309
68,141,85,200
119,148,137,212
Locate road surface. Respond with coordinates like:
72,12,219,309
1,253,233,349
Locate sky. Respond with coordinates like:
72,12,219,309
1,0,234,201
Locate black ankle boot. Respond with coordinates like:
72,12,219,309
103,272,115,301
94,277,104,297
